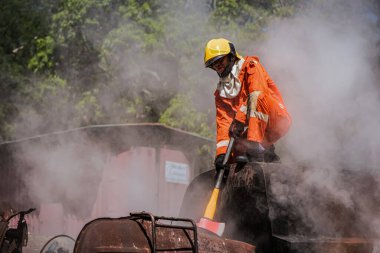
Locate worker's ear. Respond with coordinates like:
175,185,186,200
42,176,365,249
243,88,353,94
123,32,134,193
229,54,236,63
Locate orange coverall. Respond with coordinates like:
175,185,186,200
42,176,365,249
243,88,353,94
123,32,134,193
215,56,291,156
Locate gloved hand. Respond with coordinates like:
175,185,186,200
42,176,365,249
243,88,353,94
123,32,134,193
229,119,245,138
214,154,225,173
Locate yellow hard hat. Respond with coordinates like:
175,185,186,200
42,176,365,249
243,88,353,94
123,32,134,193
204,38,242,68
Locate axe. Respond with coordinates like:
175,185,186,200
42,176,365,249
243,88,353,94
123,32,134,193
197,137,235,236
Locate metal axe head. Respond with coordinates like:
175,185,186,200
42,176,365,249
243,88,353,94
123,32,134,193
197,217,225,237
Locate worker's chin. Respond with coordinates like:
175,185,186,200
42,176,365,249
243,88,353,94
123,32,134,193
216,69,225,76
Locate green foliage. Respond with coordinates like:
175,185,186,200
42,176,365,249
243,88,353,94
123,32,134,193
22,75,67,103
159,94,214,138
28,36,55,71
0,105,15,142
0,0,52,67
0,0,311,141
208,0,301,41
75,89,104,125
0,0,54,140
12,75,75,136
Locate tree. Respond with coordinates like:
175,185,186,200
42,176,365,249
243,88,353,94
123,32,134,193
0,0,311,141
0,0,53,140
159,94,214,138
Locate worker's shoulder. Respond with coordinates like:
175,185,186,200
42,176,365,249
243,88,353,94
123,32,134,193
243,56,261,75
244,55,260,65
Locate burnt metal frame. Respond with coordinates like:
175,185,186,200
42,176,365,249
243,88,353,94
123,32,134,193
0,208,35,253
129,212,198,253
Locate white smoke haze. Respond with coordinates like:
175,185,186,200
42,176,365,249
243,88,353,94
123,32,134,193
4,0,380,246
258,0,380,167
15,134,108,217
251,0,380,240
12,75,77,139
6,3,214,237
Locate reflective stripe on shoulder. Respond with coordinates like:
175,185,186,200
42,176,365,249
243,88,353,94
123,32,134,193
216,140,229,148
239,105,247,114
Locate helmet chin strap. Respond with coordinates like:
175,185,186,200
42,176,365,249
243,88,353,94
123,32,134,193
218,55,235,78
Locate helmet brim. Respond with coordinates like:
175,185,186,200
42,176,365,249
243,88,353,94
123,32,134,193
205,54,227,68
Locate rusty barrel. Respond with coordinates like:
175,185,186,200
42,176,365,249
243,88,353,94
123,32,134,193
73,212,255,253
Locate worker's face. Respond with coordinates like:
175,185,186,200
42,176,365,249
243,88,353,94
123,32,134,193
210,55,229,75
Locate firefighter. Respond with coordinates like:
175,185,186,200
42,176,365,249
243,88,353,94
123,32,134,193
204,38,291,170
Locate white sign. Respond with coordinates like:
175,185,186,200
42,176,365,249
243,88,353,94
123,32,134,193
165,161,190,184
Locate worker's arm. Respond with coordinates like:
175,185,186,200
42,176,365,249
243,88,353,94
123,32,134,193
234,74,249,126
214,91,234,156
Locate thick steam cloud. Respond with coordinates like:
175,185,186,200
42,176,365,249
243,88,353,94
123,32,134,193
259,0,380,167
255,0,380,238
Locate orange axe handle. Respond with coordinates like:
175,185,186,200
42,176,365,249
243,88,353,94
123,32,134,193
203,137,235,220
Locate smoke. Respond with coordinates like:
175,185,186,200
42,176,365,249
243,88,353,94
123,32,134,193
14,133,108,218
4,0,380,244
7,1,210,224
252,0,380,239
257,0,380,167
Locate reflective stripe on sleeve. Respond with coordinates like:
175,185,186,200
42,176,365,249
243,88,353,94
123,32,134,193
216,140,229,149
249,90,269,122
250,111,269,122
249,91,261,112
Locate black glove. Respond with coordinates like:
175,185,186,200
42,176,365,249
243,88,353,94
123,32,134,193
229,119,245,138
214,154,225,173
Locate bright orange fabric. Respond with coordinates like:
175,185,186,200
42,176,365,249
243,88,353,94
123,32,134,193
215,56,291,156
